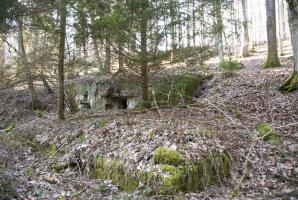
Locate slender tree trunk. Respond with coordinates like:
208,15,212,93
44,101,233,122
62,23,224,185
178,2,183,49
17,18,42,110
232,0,238,57
90,17,101,68
140,0,149,108
277,0,284,56
186,1,191,47
240,0,249,57
0,37,4,77
215,0,224,64
57,0,67,120
40,74,53,94
83,41,88,75
92,34,102,69
105,37,111,73
131,33,137,52
163,1,168,51
170,0,177,61
264,0,281,68
118,41,124,72
192,0,196,47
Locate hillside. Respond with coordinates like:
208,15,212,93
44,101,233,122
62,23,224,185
0,44,297,200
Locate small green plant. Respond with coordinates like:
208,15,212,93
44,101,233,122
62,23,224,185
57,195,64,200
98,119,109,128
257,124,281,144
35,110,47,118
153,147,183,166
220,59,242,77
76,130,86,143
47,144,58,156
201,127,217,139
24,167,34,176
4,124,15,132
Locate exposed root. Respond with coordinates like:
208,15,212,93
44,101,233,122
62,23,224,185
279,71,298,93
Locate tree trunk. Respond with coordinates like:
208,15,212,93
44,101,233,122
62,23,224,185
277,0,284,56
163,0,168,51
140,0,150,108
264,0,281,68
170,0,177,61
91,34,102,70
215,0,224,64
105,37,111,73
57,0,67,120
287,0,298,73
118,41,124,72
186,1,191,47
232,0,238,57
279,0,298,92
240,0,249,57
192,0,196,47
17,18,42,110
0,37,4,77
83,41,88,75
40,74,53,94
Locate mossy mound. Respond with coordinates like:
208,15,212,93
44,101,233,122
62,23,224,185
153,75,202,106
92,152,232,195
153,147,183,166
257,124,281,145
279,72,298,93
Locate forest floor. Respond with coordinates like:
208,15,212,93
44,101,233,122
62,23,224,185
0,44,297,200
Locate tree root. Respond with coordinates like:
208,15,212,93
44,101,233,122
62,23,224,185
279,71,298,93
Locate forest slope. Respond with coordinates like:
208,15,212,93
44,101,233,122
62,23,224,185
0,45,297,199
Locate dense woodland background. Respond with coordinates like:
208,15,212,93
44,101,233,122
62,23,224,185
0,0,298,199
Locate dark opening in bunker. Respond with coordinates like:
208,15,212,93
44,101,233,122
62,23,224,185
104,97,128,110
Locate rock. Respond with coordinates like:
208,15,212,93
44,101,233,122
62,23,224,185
42,175,59,184
169,143,177,151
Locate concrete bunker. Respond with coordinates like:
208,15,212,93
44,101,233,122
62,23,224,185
73,75,141,111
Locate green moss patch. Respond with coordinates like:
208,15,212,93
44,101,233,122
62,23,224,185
153,147,183,166
257,124,281,145
200,127,218,139
92,157,139,192
153,75,202,106
150,152,232,194
91,152,232,195
98,119,109,128
279,72,298,93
